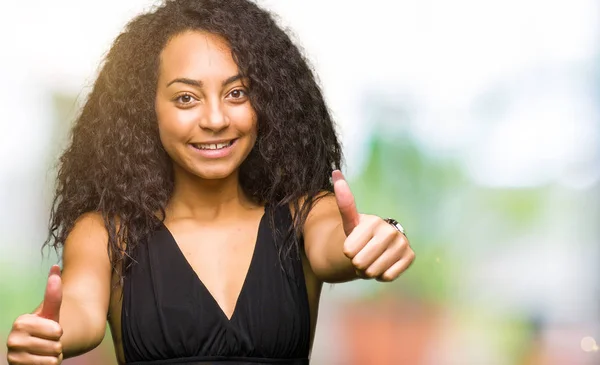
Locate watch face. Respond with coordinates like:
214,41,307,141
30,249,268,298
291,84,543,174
385,218,405,235
396,223,406,235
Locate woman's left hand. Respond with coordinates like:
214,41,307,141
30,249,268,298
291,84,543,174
333,170,415,282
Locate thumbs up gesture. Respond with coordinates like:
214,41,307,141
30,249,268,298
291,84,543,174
7,265,64,364
333,170,415,281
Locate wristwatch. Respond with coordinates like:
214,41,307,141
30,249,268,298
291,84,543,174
384,218,406,237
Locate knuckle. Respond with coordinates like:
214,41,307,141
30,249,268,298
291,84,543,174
402,235,411,246
381,272,396,282
396,236,409,251
397,230,407,240
388,225,401,237
364,267,379,278
12,318,26,332
342,245,354,258
6,352,25,365
352,258,368,271
44,322,63,340
55,325,64,338
379,224,397,239
6,335,19,350
6,352,18,364
52,342,63,356
39,322,60,340
365,215,379,228
409,249,416,261
402,248,415,263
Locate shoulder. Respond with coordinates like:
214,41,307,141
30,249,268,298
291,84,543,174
64,212,131,253
65,212,109,248
289,191,335,214
71,211,108,232
62,211,120,277
62,212,113,275
297,191,339,233
280,192,337,230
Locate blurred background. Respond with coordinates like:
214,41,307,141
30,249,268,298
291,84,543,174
0,0,598,364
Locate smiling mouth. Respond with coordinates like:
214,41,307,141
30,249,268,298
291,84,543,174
191,139,236,150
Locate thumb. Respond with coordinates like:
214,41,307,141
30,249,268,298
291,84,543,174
332,170,360,236
38,265,62,322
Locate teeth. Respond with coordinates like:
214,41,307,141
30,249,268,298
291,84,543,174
194,141,232,150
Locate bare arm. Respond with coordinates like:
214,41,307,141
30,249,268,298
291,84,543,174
303,194,357,283
36,212,114,358
59,212,113,357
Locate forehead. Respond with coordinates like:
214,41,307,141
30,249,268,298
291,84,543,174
158,30,238,81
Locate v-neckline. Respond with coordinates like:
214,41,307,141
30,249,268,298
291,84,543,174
161,205,267,322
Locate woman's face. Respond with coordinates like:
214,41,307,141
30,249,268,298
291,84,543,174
155,30,257,181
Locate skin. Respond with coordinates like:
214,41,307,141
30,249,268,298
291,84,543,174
6,31,415,365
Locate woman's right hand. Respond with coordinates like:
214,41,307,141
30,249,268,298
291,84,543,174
7,265,64,365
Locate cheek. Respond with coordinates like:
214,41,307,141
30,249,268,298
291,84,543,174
245,116,258,148
156,103,197,144
231,105,258,136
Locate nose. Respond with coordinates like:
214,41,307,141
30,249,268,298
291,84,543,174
198,98,229,132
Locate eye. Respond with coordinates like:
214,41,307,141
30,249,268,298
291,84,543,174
227,89,247,99
174,93,197,106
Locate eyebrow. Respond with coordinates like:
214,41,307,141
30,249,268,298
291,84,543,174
166,74,244,88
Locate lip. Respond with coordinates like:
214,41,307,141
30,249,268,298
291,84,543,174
188,138,237,159
191,138,236,145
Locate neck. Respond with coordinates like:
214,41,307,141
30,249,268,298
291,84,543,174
167,167,256,221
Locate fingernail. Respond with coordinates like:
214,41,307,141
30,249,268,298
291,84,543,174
49,265,61,276
332,170,344,184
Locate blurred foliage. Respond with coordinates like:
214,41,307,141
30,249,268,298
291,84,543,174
0,261,48,349
350,131,466,303
348,123,548,309
1,247,63,332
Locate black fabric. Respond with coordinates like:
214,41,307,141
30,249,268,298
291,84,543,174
121,203,311,365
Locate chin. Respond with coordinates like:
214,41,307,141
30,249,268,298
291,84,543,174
189,164,239,181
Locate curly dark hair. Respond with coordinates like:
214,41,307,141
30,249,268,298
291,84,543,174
44,0,343,281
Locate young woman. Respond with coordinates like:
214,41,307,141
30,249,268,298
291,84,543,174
6,0,414,364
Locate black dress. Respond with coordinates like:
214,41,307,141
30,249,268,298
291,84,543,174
121,203,311,364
